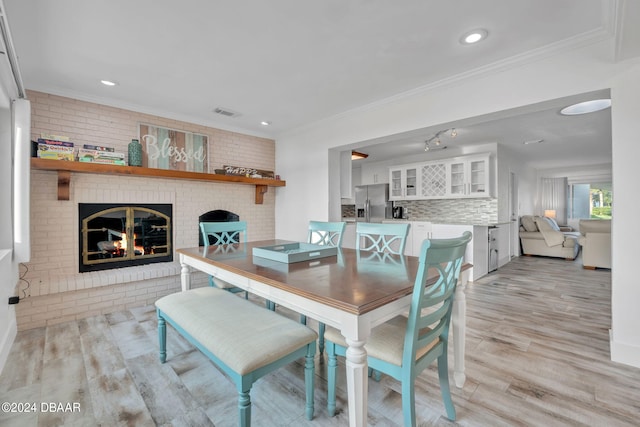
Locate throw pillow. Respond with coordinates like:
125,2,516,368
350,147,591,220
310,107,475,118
536,216,556,232
521,215,537,232
545,216,561,231
534,216,565,247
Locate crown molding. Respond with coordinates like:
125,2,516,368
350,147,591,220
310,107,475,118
280,24,614,140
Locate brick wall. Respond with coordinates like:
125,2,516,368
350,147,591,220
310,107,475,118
16,91,277,330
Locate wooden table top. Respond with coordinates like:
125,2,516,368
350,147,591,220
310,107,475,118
178,239,471,316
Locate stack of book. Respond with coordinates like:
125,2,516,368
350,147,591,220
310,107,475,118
37,134,75,161
77,144,126,165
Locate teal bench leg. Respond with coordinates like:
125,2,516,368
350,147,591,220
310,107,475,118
157,311,167,363
239,389,251,427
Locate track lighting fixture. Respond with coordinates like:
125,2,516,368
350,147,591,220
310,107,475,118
424,128,457,152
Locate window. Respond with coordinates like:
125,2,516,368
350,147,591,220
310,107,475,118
568,182,612,219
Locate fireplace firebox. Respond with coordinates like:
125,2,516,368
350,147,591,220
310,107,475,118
79,203,173,272
198,209,240,246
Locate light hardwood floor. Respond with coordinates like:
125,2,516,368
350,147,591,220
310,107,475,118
1,255,638,426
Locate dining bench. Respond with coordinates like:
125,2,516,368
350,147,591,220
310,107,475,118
155,286,317,427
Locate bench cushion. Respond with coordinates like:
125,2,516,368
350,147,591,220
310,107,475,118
156,287,317,375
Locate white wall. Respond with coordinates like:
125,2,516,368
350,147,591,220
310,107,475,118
0,58,19,373
609,62,640,367
276,38,640,367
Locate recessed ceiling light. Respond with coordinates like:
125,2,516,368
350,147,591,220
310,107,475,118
100,79,118,86
260,121,271,126
460,29,488,45
560,99,611,115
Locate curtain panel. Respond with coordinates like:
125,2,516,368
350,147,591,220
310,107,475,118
538,177,568,225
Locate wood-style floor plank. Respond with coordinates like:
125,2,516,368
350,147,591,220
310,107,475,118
2,254,639,426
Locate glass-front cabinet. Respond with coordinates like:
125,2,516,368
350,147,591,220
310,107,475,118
390,169,403,199
447,154,490,198
389,153,491,200
469,157,488,195
389,165,420,200
449,160,466,196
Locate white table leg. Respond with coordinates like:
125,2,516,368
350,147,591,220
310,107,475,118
452,269,469,388
180,254,191,291
345,338,368,427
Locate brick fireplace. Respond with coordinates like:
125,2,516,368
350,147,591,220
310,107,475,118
16,90,278,331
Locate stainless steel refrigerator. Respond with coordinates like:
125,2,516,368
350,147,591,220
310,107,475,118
355,184,392,223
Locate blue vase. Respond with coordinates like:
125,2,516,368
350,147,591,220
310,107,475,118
128,139,142,166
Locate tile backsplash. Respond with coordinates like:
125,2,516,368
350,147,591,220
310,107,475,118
341,204,356,218
394,198,498,224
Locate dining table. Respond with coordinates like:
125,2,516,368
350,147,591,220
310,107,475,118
177,240,471,427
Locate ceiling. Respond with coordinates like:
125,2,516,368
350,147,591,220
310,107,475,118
3,0,630,168
350,90,612,169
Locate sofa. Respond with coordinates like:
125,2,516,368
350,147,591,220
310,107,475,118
578,219,611,269
519,215,581,260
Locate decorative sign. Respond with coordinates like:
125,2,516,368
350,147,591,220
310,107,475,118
138,124,208,172
223,165,275,179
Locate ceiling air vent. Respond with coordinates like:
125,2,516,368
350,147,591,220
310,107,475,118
213,107,241,118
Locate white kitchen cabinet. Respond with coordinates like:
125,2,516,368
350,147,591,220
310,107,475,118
389,165,420,200
410,221,432,256
341,166,361,205
430,224,488,281
361,162,389,185
418,161,448,198
379,221,488,280
389,153,491,200
340,150,353,199
343,222,357,249
447,154,491,198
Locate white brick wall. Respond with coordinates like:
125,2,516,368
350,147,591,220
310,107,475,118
17,91,276,330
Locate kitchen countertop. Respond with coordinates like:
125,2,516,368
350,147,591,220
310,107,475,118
380,218,511,227
341,217,511,226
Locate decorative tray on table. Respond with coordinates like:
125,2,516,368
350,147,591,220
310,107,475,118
252,242,337,263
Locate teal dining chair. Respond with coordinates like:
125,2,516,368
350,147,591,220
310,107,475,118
325,231,472,425
199,221,250,299
300,221,346,352
200,221,276,309
308,220,346,247
356,222,410,255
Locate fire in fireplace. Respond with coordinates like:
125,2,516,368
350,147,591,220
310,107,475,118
79,203,173,272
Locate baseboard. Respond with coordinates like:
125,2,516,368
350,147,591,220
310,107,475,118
0,312,17,375
609,329,640,369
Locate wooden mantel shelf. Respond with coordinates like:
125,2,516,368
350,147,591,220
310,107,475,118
31,158,286,204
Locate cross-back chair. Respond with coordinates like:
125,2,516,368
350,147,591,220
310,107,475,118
199,221,249,299
299,221,346,352
308,220,346,247
356,222,410,255
325,231,472,425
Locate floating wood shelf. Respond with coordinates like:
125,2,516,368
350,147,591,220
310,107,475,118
31,158,286,204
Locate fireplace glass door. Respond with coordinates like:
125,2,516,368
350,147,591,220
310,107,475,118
80,204,172,272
